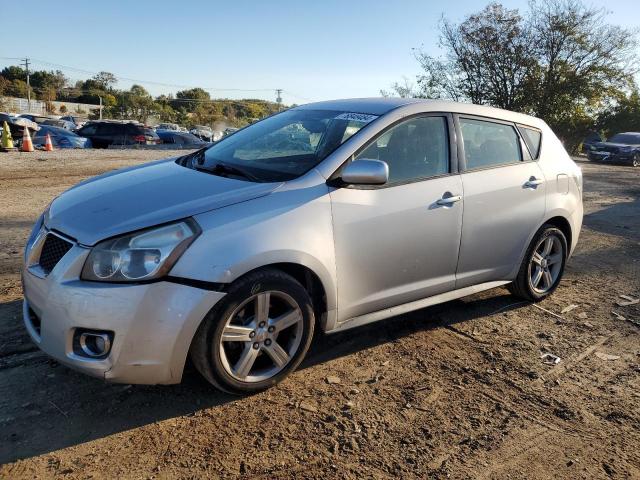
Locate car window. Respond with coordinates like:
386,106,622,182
354,116,449,184
460,118,522,169
518,126,542,159
609,133,640,144
80,125,97,136
97,124,120,135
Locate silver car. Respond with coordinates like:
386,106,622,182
22,98,583,394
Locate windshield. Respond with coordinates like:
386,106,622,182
609,133,640,144
188,109,376,182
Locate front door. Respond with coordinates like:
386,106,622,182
330,115,464,322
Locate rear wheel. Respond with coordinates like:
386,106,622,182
190,269,315,394
508,225,568,301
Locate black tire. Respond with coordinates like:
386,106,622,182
508,225,568,302
632,153,640,167
190,269,315,394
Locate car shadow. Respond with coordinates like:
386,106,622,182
583,198,640,243
0,289,524,464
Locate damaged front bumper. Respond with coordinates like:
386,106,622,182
22,242,225,385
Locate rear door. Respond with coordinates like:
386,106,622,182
455,115,546,288
95,123,120,146
330,114,464,321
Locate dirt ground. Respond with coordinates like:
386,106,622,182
0,149,638,479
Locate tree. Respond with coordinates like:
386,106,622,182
597,90,640,136
380,76,422,98
1,66,26,82
123,84,156,122
173,87,210,111
396,0,639,152
92,71,117,90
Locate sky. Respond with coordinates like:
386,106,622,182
1,0,639,105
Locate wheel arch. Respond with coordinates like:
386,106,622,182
509,214,574,281
543,215,572,251
225,262,329,332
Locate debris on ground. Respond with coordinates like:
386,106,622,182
541,353,561,365
561,304,579,314
533,304,565,320
299,400,318,413
611,311,626,321
326,375,341,385
595,352,621,361
578,312,589,319
616,295,639,307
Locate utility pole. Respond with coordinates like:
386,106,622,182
21,58,31,112
276,89,283,111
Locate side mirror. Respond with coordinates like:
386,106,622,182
341,159,389,186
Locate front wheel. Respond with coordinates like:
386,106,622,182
632,153,640,167
190,269,315,394
508,225,568,301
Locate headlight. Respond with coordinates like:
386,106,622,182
81,219,200,282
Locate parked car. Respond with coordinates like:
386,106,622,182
580,131,603,153
0,112,38,139
33,125,92,149
156,123,180,131
156,129,207,146
189,125,214,141
18,114,49,124
76,121,160,148
586,132,640,167
22,98,583,394
60,115,87,129
42,119,76,130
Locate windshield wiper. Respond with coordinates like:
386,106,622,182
194,162,261,182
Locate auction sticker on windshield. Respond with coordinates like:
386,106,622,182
334,113,379,123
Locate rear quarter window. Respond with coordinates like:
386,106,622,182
517,125,542,159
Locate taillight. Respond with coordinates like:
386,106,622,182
132,134,145,143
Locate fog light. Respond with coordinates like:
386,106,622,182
78,331,112,358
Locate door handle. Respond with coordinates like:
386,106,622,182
436,194,462,206
524,176,543,189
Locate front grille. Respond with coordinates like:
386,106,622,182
39,233,73,274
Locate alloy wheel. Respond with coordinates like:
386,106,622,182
218,291,303,382
633,154,639,167
528,234,564,294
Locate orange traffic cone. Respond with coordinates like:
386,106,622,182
44,133,54,151
21,127,34,152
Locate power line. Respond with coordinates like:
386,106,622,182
0,56,312,103
1,57,275,93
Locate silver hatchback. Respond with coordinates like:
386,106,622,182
22,98,583,393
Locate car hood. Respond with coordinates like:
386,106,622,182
594,142,638,149
46,158,281,246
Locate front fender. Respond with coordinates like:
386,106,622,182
170,174,337,312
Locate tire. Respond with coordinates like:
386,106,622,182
632,153,640,167
508,225,568,302
190,269,315,394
